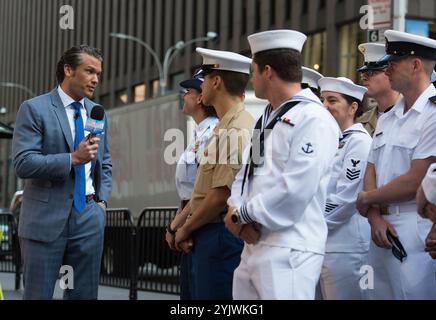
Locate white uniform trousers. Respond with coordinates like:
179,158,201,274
367,212,436,300
319,252,368,300
233,243,324,300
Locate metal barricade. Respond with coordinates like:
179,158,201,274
0,212,21,290
134,207,180,296
100,208,136,298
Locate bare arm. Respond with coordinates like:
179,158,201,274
359,158,436,209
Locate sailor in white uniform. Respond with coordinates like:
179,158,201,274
417,163,436,260
302,66,323,98
224,29,341,300
317,77,372,300
357,30,436,299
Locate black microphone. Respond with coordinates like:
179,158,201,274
85,104,105,142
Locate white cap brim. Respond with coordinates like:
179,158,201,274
318,77,368,101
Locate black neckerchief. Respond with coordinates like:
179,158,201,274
241,101,300,196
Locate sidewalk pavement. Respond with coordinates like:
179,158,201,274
0,272,179,300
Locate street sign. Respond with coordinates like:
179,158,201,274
369,0,392,29
368,29,387,43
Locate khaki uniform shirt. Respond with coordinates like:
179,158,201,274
190,102,254,217
356,106,378,137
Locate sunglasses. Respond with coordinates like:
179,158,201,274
386,229,407,263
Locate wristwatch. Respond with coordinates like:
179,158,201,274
231,208,241,225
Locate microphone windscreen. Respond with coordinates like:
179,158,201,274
90,104,105,121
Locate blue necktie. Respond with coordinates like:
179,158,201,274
72,102,86,213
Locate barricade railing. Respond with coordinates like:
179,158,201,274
2,206,181,299
0,212,21,290
133,207,180,297
99,208,136,298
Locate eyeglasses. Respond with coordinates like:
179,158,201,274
386,230,407,263
360,69,386,78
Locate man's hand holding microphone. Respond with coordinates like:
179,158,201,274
71,104,105,166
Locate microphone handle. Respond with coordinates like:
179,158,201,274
86,133,96,144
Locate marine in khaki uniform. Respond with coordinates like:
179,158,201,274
356,43,401,137
174,47,254,300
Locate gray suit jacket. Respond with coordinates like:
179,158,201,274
12,88,112,242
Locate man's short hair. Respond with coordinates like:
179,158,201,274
205,70,249,97
253,48,302,83
56,45,103,83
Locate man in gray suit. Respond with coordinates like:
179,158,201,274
12,45,112,299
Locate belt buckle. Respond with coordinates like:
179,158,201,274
380,205,390,216
86,194,94,203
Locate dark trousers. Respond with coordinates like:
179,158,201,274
179,252,193,300
191,223,243,300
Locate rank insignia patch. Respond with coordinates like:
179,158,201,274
346,168,360,181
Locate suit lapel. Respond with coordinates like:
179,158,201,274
51,88,74,152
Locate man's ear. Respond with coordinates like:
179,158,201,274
64,64,74,78
197,93,203,104
412,57,424,73
212,74,222,90
264,65,273,80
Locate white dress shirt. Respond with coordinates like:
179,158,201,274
57,86,95,196
175,116,218,200
368,84,436,207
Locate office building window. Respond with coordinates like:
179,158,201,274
303,31,327,75
338,22,365,82
134,83,146,103
116,89,129,106
152,79,160,98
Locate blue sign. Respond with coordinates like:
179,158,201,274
406,20,429,37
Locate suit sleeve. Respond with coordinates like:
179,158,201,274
12,100,71,180
324,135,372,230
97,115,113,202
239,116,339,231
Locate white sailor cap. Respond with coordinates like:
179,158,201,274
196,48,252,75
432,70,436,82
318,77,368,102
380,30,436,63
357,42,388,72
302,67,323,90
247,29,307,55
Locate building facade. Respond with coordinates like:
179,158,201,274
1,0,436,206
